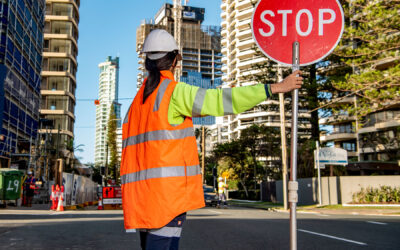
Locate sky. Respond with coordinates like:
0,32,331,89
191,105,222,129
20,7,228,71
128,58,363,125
74,0,222,163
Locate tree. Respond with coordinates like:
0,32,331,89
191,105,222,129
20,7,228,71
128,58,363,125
107,105,119,182
240,124,282,183
330,0,400,117
194,126,212,154
213,140,252,197
64,138,84,173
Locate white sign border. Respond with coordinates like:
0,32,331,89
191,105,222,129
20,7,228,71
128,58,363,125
251,0,345,67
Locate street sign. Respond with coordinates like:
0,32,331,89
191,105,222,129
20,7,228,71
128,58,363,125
252,0,344,66
314,147,348,168
103,198,122,205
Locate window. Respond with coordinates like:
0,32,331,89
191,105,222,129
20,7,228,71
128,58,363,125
342,142,356,152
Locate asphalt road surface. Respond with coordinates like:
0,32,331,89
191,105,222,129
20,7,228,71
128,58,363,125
0,206,399,249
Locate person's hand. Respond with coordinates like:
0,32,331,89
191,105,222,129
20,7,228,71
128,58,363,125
270,70,303,94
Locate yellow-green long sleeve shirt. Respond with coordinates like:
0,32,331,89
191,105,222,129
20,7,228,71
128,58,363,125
168,82,272,125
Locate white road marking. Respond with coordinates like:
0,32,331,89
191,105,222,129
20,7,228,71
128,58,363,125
298,229,367,246
366,221,387,225
317,214,330,217
207,209,222,214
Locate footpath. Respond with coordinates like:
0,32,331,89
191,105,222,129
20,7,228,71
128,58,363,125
2,201,400,217
0,202,98,212
228,200,400,216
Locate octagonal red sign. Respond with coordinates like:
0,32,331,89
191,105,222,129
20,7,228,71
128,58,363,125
251,0,344,66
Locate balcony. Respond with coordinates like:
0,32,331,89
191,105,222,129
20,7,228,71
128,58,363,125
236,7,253,20
237,29,252,41
320,132,357,142
319,115,356,125
237,0,252,11
237,18,251,30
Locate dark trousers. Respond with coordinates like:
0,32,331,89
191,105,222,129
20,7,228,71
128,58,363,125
140,213,186,250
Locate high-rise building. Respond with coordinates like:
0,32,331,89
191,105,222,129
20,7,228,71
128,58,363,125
40,0,80,163
136,3,223,91
0,0,45,169
94,56,121,167
217,0,311,166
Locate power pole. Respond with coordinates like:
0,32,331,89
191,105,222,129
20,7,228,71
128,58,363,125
278,65,288,210
105,143,109,186
173,0,183,81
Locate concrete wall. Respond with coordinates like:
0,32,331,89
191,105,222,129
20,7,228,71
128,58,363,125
276,176,400,205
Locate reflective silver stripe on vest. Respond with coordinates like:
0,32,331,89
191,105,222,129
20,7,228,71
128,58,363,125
153,79,172,112
123,103,132,124
122,127,194,149
121,165,201,185
121,166,185,184
187,165,201,176
149,227,182,238
192,88,206,117
223,88,234,115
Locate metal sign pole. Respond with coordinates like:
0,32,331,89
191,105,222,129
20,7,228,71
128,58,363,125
289,41,300,250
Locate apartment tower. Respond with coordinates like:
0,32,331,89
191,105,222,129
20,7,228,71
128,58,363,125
94,56,121,167
40,0,80,163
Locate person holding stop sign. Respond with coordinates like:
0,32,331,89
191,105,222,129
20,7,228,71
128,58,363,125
121,29,304,250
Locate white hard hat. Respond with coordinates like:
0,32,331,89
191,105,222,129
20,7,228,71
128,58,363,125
27,171,32,175
218,177,223,181
141,29,179,60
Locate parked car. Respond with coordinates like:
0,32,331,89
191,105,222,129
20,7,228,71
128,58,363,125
203,185,218,207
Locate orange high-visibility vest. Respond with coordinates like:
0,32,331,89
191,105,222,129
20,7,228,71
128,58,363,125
121,71,205,230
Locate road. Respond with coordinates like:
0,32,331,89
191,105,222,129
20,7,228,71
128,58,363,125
0,206,399,249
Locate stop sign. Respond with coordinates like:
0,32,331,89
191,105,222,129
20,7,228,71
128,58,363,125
252,0,344,66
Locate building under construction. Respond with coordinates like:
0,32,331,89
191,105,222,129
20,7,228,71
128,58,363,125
0,0,45,171
136,3,222,90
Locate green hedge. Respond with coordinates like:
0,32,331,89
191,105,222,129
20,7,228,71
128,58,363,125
228,190,260,200
352,186,400,203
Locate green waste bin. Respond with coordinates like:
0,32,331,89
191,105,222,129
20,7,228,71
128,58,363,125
0,169,24,200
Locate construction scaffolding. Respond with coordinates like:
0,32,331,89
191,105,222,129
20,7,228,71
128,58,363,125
0,0,45,171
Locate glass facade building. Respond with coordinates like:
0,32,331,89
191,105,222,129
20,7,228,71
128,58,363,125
0,0,45,168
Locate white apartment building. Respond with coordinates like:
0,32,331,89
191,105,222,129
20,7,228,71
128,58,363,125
213,0,312,154
94,56,121,166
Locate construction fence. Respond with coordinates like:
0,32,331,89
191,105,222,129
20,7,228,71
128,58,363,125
62,173,97,206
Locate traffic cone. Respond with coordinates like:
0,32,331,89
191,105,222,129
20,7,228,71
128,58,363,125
54,185,60,210
50,185,56,210
97,197,103,210
57,186,64,212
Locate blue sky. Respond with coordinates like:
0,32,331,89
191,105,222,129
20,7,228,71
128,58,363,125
74,0,222,163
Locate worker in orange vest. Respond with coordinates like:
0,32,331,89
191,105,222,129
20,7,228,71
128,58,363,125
121,29,303,250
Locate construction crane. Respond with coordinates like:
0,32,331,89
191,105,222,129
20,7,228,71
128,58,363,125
173,0,188,81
